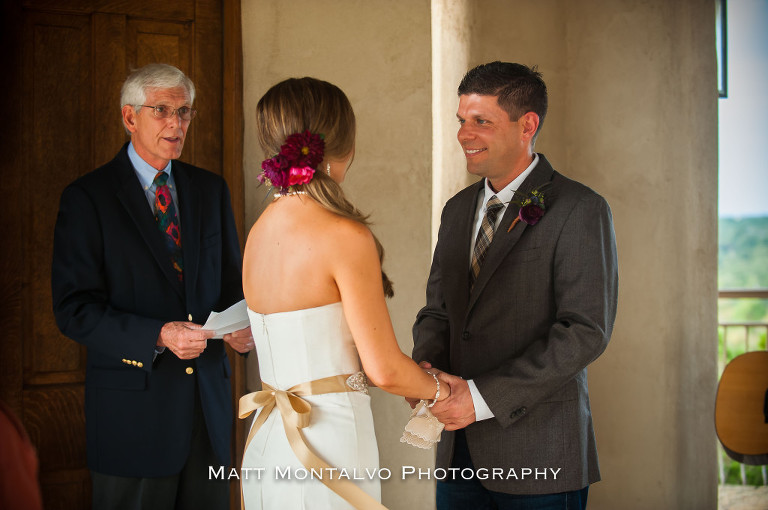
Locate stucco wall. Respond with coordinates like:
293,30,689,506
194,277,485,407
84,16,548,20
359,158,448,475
566,2,718,507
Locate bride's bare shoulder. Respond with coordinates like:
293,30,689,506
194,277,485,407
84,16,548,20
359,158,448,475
322,212,376,253
246,198,374,252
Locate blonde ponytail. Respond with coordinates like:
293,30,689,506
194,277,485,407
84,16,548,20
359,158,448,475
256,77,393,297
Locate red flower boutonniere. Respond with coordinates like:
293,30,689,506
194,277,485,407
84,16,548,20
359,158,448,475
507,183,551,233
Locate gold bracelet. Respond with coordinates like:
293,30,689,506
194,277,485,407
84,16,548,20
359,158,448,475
426,371,440,408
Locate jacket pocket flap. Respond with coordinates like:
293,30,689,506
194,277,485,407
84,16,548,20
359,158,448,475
541,383,577,402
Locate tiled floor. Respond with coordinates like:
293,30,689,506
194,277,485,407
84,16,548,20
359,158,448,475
719,485,768,510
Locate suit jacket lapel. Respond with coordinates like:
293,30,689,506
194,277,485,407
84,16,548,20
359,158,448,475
115,149,185,299
443,181,484,317
173,162,201,303
467,156,555,311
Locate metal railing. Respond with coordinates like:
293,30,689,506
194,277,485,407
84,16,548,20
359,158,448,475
717,289,768,486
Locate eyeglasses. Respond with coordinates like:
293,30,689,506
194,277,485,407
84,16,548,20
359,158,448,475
135,104,197,121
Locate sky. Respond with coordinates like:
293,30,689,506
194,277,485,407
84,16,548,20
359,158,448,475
717,0,768,218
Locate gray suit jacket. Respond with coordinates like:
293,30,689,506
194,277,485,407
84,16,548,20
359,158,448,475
413,154,618,494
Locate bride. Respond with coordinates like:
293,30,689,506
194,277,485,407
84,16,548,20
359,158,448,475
240,77,450,509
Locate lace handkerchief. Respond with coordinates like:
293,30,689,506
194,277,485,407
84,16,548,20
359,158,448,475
400,400,445,449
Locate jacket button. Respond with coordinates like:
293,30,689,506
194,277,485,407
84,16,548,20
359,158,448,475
185,367,194,375
137,362,144,368
510,407,528,418
462,331,470,341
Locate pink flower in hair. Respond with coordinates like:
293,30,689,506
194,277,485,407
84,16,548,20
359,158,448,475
257,131,325,193
288,166,316,186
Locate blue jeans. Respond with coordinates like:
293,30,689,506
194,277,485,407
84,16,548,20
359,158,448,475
437,481,588,510
436,430,589,510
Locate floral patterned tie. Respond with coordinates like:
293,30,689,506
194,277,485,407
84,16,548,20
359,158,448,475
153,171,183,280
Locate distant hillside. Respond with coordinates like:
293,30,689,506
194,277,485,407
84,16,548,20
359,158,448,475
718,216,768,323
719,216,768,289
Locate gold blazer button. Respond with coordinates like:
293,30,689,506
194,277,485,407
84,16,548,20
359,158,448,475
185,367,194,375
137,362,144,368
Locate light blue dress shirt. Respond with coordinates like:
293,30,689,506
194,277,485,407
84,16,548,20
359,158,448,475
127,142,179,221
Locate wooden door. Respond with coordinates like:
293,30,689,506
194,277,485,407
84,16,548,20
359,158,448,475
0,1,244,508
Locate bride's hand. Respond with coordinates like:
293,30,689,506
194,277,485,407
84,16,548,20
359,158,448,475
419,364,451,402
405,361,437,408
436,372,452,402
426,372,476,431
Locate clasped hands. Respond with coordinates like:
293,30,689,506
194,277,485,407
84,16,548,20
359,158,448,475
406,361,477,431
157,322,255,359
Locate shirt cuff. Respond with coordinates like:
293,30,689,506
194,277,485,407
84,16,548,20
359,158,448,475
467,379,495,421
153,345,166,362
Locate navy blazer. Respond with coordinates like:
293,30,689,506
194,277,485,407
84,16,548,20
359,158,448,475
52,144,243,477
413,155,618,494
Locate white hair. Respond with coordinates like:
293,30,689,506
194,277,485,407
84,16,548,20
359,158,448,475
120,63,196,110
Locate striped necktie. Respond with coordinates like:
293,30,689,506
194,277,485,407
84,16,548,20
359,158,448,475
153,171,183,281
470,195,503,289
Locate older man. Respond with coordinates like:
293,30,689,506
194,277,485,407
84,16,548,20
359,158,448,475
413,61,618,510
52,63,252,510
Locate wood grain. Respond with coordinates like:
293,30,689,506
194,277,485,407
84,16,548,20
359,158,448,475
3,2,244,508
716,351,768,456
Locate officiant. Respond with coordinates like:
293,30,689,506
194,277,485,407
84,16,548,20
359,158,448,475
51,63,253,510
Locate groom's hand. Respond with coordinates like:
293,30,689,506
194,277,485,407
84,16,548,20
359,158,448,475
429,372,476,431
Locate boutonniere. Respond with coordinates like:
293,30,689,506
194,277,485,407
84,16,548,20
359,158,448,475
507,183,551,232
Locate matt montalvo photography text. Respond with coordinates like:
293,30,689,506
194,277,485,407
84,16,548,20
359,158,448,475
210,465,562,482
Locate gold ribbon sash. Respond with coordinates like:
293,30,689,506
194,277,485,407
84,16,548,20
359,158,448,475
239,374,388,510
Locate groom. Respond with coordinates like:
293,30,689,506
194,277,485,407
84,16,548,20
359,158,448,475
412,62,618,509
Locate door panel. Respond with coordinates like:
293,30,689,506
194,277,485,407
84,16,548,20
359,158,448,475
23,12,90,389
1,1,244,508
92,12,128,166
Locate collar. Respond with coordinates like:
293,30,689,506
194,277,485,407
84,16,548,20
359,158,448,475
127,142,174,190
481,153,540,208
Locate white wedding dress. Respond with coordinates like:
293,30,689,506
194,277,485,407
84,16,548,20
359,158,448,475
241,302,381,509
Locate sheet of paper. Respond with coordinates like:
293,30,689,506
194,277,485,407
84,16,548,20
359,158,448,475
202,299,249,339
